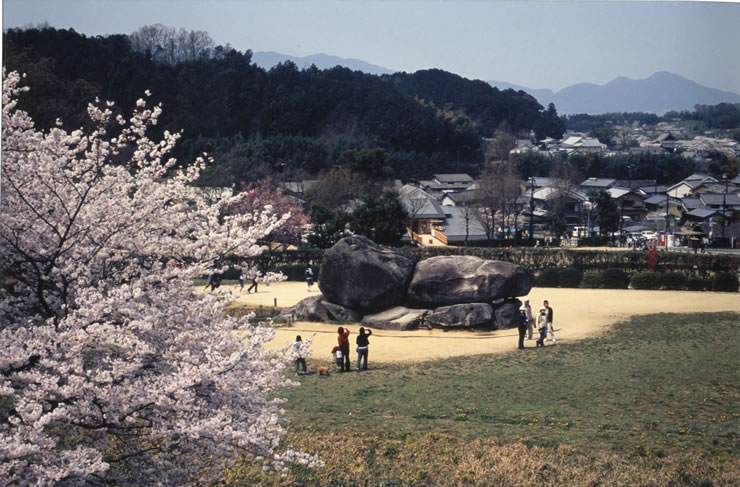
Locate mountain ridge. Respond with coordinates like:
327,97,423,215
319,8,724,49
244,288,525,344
490,71,740,114
252,51,739,115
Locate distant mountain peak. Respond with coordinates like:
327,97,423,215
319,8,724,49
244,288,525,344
489,72,740,115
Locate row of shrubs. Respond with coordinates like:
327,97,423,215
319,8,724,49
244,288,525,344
536,267,739,292
232,247,737,275
400,246,737,274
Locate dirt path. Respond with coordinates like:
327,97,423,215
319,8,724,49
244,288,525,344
220,281,739,364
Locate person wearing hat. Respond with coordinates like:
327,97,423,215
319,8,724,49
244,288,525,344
520,299,534,339
536,307,548,347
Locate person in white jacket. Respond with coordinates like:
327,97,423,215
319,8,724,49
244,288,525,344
536,308,548,347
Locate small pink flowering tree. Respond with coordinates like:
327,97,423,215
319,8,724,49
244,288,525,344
0,70,318,485
233,178,309,250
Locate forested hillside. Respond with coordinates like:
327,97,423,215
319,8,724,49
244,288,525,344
389,69,565,140
3,26,564,185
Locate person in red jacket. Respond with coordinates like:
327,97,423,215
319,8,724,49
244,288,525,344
336,326,351,372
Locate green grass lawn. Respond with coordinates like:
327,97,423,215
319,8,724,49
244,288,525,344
282,312,739,458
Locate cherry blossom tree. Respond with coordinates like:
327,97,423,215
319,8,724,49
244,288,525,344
232,178,309,250
0,70,318,485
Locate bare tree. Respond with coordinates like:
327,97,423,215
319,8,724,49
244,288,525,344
547,160,582,215
398,185,432,236
545,161,583,237
474,163,521,243
485,121,516,163
458,197,476,247
129,24,215,64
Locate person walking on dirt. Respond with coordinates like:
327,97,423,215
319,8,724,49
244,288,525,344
544,300,556,342
205,273,221,292
520,299,534,339
336,326,351,372
305,266,314,291
355,327,373,370
247,276,258,293
517,309,528,349
536,308,548,347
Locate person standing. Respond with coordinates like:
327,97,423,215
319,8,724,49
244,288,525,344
517,309,528,349
536,308,548,347
520,299,534,339
305,266,314,291
293,335,307,375
355,327,373,370
544,299,556,342
336,326,351,372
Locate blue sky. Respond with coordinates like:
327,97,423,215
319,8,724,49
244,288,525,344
3,0,739,93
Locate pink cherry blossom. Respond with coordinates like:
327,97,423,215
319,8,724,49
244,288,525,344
0,70,320,485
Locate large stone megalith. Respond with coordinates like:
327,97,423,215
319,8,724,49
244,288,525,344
425,303,494,329
318,235,416,310
273,296,363,324
407,255,533,306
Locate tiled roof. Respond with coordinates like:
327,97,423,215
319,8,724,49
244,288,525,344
580,178,616,188
681,197,703,210
607,188,632,199
686,208,720,219
433,173,474,183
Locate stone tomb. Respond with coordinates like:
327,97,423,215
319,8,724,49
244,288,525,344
276,236,533,330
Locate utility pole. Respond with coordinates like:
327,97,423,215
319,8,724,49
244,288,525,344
529,176,535,243
664,193,670,248
619,196,624,247
722,174,728,241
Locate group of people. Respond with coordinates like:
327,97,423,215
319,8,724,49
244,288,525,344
293,300,554,376
332,326,373,372
518,299,556,349
293,326,373,375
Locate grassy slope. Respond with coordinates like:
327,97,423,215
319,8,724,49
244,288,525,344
227,312,739,485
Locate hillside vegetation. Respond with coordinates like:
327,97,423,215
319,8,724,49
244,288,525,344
3,26,565,185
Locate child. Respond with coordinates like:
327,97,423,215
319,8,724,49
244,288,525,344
536,308,548,347
293,335,307,375
331,346,342,368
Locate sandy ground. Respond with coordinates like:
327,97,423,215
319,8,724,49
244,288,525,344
219,281,739,364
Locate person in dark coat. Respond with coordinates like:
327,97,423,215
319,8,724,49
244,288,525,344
305,266,314,291
544,299,556,342
355,327,373,370
518,309,528,349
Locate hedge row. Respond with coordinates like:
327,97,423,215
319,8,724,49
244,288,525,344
536,267,739,292
223,246,737,290
227,246,735,276
400,247,736,274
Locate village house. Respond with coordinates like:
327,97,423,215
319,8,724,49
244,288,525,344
416,173,475,194
607,187,647,223
579,178,617,193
